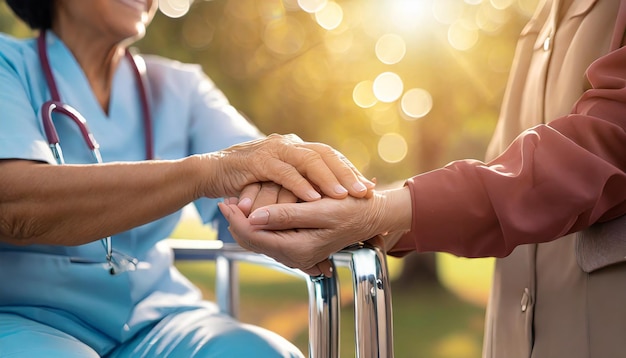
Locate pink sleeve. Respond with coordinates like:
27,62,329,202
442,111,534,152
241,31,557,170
389,45,626,258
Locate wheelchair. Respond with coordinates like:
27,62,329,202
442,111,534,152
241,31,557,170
166,216,395,358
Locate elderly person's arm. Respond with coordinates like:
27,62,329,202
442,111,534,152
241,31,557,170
218,187,411,275
219,44,626,274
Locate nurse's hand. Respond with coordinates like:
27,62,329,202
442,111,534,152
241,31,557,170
200,133,375,202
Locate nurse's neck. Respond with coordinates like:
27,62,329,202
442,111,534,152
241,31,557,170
51,26,123,115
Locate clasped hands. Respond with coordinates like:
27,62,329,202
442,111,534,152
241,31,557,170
216,134,411,277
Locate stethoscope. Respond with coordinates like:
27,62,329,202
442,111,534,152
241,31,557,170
37,30,152,274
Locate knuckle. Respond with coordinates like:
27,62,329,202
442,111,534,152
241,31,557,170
261,181,281,192
289,253,313,270
273,208,294,225
284,133,302,142
300,150,322,166
272,163,298,181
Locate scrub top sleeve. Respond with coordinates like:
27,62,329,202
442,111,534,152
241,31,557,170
188,71,262,152
0,38,56,164
187,69,263,231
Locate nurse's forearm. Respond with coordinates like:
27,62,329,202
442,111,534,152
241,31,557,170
0,157,204,246
0,133,376,246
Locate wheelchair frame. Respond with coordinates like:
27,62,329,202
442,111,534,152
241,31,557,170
167,239,394,358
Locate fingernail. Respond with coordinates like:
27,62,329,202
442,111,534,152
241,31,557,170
353,182,367,192
307,190,321,200
334,184,348,195
249,209,270,225
238,197,252,208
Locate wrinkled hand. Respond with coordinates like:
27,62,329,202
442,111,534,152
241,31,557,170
236,182,298,217
218,192,392,276
365,230,406,253
232,183,337,274
201,134,374,202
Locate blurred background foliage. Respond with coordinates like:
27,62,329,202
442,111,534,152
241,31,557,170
141,0,538,182
138,0,538,316
0,0,539,356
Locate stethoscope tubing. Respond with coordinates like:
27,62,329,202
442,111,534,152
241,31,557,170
41,100,102,164
36,30,150,274
37,30,153,161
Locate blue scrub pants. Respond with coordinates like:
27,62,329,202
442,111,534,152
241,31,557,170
0,309,304,357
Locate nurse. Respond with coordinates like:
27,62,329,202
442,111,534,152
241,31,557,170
0,0,373,357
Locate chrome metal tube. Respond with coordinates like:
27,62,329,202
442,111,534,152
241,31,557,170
333,244,394,358
215,255,239,318
168,239,394,358
306,270,340,358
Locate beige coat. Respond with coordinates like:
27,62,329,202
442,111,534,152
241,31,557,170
483,1,626,357
396,0,626,355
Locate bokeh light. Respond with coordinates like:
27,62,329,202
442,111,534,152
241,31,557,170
388,0,432,33
182,11,215,49
315,2,344,30
447,19,479,51
282,0,302,11
490,0,516,10
516,0,540,17
378,133,408,163
298,0,328,13
158,0,191,18
432,0,464,25
373,72,404,103
353,80,377,108
324,26,354,54
257,1,287,22
475,3,510,34
375,34,406,65
289,51,329,101
401,88,433,120
263,17,306,55
225,0,258,20
369,103,398,135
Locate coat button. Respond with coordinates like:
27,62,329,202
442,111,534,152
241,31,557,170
521,288,530,312
543,36,551,51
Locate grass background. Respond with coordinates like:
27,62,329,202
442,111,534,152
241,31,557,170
172,209,492,357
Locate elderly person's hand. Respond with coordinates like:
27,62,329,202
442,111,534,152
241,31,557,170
236,182,298,217
229,181,336,276
217,187,412,276
201,133,374,202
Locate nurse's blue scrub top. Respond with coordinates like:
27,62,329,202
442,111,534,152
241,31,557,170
0,33,261,351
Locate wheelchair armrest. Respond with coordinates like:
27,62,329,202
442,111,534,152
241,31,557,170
164,238,224,260
165,240,311,316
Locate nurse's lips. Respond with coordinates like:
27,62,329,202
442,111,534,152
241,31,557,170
117,0,147,11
